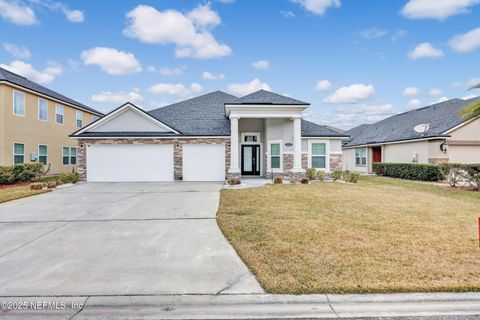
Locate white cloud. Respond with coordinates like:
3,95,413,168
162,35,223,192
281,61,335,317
64,9,83,22
227,78,270,96
123,4,231,59
338,103,394,116
315,80,332,91
432,96,449,104
323,83,375,104
147,66,185,76
280,11,295,17
360,28,389,40
403,86,419,97
0,0,36,25
30,0,84,22
67,59,80,70
292,0,341,16
218,0,235,3
147,83,203,97
408,42,444,60
449,28,480,53
203,71,225,80
452,77,480,89
462,94,478,100
3,43,31,59
407,99,421,109
81,47,142,75
429,88,443,96
252,60,270,70
401,0,480,20
392,30,408,42
92,89,144,105
0,60,62,84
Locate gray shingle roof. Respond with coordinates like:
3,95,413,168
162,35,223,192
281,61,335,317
76,132,179,137
302,120,349,137
228,90,309,105
0,67,102,115
344,97,480,147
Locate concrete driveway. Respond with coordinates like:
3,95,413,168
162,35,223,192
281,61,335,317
0,182,263,296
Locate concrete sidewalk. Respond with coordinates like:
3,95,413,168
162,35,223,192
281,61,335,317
1,293,480,319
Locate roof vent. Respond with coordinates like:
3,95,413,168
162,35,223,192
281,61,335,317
414,123,430,136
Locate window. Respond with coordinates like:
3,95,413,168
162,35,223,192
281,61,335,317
13,143,24,164
270,143,281,169
38,98,48,121
13,91,25,116
63,147,77,165
56,104,64,124
38,145,48,165
76,111,83,128
92,114,100,122
241,132,260,143
355,148,367,166
311,143,326,169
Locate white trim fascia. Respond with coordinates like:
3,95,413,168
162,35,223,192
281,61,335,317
342,136,449,149
442,116,480,134
308,139,330,172
70,135,230,140
1,80,103,116
225,104,308,117
74,103,180,135
302,136,348,139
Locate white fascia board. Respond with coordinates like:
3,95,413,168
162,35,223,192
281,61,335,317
225,104,308,117
342,136,449,149
442,116,479,134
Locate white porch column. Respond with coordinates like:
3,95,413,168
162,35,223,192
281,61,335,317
292,117,304,172
229,116,240,173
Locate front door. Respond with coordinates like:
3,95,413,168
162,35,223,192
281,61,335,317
241,145,260,175
372,147,382,163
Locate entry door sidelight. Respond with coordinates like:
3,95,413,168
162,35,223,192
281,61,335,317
241,145,260,175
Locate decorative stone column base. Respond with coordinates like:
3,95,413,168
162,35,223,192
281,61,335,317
290,171,306,183
227,172,241,185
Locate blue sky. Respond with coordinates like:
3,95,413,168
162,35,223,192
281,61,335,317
1,0,479,129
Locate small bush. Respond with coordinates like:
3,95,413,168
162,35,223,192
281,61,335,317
47,181,57,189
60,173,80,184
439,163,480,191
372,163,444,181
331,170,343,181
300,177,309,184
273,176,283,184
227,177,241,185
305,168,317,180
30,182,43,190
0,163,43,185
344,171,360,183
316,171,325,181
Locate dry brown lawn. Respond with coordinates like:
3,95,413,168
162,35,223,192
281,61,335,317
217,176,480,294
0,185,49,203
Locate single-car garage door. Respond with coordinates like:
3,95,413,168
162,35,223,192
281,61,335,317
86,144,174,182
182,144,225,181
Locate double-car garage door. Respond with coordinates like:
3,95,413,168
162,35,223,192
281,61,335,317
86,144,225,182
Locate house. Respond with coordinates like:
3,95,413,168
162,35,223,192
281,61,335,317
0,67,103,174
71,90,349,182
343,98,480,174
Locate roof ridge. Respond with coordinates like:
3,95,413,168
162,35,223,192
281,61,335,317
148,90,237,113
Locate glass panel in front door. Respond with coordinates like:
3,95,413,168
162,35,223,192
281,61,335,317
243,146,253,172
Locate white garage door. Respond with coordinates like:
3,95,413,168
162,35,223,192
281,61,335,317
86,144,174,182
182,144,225,181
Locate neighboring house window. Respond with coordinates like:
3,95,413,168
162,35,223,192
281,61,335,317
13,91,25,116
92,114,99,122
38,145,48,165
311,143,326,169
56,104,64,124
13,143,24,164
63,147,77,165
38,98,48,121
76,111,83,128
270,143,281,169
355,148,367,166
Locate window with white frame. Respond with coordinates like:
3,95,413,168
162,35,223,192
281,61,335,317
13,143,24,164
38,98,48,121
241,132,260,143
92,114,100,123
56,104,64,124
270,142,281,170
311,143,326,169
355,148,367,166
63,147,77,165
38,145,48,165
13,91,25,116
76,111,83,128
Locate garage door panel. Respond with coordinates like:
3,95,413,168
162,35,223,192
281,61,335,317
87,144,174,182
183,144,225,182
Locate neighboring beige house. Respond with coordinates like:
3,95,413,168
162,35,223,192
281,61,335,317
71,90,348,182
343,98,480,174
0,67,103,174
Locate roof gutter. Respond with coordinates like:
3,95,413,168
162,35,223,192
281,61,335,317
342,135,450,149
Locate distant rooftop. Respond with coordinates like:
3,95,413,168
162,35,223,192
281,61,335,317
228,90,310,105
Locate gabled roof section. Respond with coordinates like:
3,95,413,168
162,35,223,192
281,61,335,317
302,120,349,137
149,91,238,136
228,90,309,105
343,97,480,147
0,67,102,116
71,102,179,137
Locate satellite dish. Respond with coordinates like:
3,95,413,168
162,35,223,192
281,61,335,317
414,123,430,134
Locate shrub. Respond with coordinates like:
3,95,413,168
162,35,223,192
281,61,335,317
47,181,57,189
440,163,480,190
0,163,43,185
30,182,43,190
273,176,283,184
331,170,343,181
300,177,309,184
60,173,80,184
344,171,360,183
316,170,325,181
227,177,240,185
306,168,317,180
372,163,444,181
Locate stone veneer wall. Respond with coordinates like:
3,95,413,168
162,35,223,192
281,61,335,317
76,137,230,181
329,153,343,171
